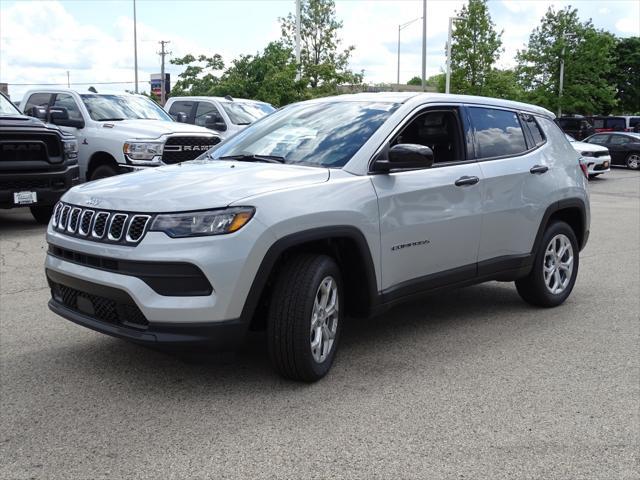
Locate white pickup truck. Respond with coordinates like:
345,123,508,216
21,89,220,181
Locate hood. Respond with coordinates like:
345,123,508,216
0,114,46,128
570,140,608,153
98,119,216,140
62,161,329,212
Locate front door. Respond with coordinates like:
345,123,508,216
371,106,483,295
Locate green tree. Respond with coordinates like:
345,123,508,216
169,54,224,96
516,6,617,115
407,76,422,86
280,0,362,94
612,36,640,113
213,42,306,107
449,0,503,95
484,69,524,101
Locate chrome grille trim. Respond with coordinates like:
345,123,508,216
67,207,82,233
52,203,153,246
107,213,128,241
78,210,95,236
125,215,151,243
59,205,71,230
92,212,110,239
52,202,63,227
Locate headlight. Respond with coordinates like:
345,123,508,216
123,141,163,162
580,151,594,157
149,207,255,238
63,139,78,159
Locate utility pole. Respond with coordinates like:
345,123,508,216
158,40,171,105
558,33,576,118
295,0,301,81
66,71,70,88
445,16,463,94
133,0,139,93
421,0,427,91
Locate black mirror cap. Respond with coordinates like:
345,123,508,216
27,106,48,120
204,115,227,132
175,112,188,123
372,144,434,173
49,108,85,129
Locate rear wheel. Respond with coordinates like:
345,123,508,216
30,205,55,224
89,164,119,180
625,153,640,170
267,254,343,382
516,221,579,308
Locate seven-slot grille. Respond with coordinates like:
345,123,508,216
51,202,151,245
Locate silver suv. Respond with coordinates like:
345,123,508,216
45,93,590,382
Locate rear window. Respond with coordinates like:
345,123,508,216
593,117,626,130
629,117,640,128
557,118,578,128
521,114,545,147
468,107,527,159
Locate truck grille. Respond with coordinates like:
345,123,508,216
0,132,62,161
162,135,220,164
52,202,152,246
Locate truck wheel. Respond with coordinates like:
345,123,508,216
89,164,118,180
267,254,343,382
516,221,579,308
30,205,55,224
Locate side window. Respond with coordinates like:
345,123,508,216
195,102,224,128
168,101,193,121
592,118,605,129
390,108,464,164
51,93,82,120
609,135,629,145
607,118,625,131
589,135,610,145
24,93,51,113
521,114,545,147
468,107,527,159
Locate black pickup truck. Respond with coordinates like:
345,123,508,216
0,92,79,223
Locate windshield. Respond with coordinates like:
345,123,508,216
80,94,172,121
0,94,21,115
210,101,398,168
220,101,276,125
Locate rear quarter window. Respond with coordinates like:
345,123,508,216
468,107,527,159
521,114,545,147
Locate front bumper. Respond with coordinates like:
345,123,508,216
0,164,80,209
584,156,611,175
47,268,247,348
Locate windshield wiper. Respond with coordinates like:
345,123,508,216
218,154,286,164
97,118,126,121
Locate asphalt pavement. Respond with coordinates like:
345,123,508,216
1,168,638,479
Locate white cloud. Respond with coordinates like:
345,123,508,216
615,17,640,35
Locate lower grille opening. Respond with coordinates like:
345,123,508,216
50,281,149,329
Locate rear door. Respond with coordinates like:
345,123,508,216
470,107,556,268
606,134,632,163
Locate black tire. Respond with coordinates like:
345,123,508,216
267,254,343,382
89,164,118,180
30,205,55,224
516,221,579,308
625,153,640,170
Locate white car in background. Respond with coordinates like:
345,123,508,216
566,134,610,178
165,96,275,140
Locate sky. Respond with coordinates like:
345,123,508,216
1,0,639,101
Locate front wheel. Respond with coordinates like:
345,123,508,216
516,221,579,308
89,164,119,180
625,153,640,170
267,254,343,382
30,205,55,224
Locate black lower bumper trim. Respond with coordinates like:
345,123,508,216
0,165,79,209
49,300,248,349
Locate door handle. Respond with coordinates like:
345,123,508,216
454,176,480,187
530,165,549,174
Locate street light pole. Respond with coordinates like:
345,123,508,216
445,16,463,94
421,0,427,91
133,0,138,94
295,0,301,81
396,17,422,86
558,33,576,118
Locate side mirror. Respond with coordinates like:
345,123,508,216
372,144,434,173
205,115,227,132
49,107,85,129
27,106,48,120
175,112,188,123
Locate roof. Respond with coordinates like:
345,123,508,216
302,91,555,118
168,96,270,104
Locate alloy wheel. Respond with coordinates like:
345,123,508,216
543,234,574,295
